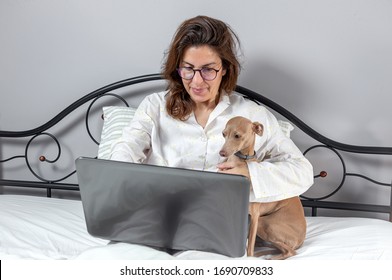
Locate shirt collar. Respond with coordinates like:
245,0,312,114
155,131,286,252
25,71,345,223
204,93,231,128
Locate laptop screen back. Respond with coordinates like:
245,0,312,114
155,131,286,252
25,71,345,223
76,157,250,257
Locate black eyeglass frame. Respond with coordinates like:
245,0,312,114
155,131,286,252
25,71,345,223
177,67,221,81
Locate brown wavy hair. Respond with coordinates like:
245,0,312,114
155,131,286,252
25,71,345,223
162,15,241,120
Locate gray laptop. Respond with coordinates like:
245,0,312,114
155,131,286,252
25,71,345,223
75,157,250,257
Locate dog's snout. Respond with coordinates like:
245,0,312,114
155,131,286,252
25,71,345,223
219,150,227,157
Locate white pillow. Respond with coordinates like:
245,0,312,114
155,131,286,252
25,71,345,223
98,106,137,159
278,120,294,138
97,106,294,159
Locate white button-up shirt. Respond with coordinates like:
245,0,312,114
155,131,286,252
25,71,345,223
110,91,313,202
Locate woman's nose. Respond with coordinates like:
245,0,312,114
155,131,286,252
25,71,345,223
191,70,204,84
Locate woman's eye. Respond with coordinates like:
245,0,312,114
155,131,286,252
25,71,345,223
202,68,215,74
183,67,193,73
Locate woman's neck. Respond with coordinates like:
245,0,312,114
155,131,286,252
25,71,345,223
193,102,216,128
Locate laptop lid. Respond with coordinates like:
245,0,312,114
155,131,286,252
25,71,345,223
75,157,250,257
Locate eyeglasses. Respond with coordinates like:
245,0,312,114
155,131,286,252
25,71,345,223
177,67,221,81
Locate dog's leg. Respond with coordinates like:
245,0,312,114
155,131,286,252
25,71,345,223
267,242,296,260
253,248,280,258
256,217,299,260
247,212,259,256
252,238,296,260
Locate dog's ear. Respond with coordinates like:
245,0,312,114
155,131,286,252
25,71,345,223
252,122,264,136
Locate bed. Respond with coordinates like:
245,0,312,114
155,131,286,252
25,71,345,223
1,73,392,260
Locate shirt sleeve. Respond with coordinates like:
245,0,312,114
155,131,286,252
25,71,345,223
247,110,314,202
109,96,154,163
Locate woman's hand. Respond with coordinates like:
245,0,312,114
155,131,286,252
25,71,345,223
217,161,250,178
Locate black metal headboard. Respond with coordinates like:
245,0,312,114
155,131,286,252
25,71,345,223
1,74,391,220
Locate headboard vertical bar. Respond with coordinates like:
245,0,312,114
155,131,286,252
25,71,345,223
312,207,318,217
47,188,52,198
389,180,392,222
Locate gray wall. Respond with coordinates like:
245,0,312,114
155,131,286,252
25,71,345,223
1,0,391,218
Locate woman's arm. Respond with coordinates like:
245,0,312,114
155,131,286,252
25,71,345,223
109,97,154,163
249,112,313,202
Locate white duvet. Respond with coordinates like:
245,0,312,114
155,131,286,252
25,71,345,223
1,195,392,260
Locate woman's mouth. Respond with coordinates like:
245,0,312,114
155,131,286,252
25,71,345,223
191,87,206,95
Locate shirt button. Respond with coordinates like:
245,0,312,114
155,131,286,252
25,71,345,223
200,136,207,142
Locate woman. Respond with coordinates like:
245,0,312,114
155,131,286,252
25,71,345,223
110,15,313,202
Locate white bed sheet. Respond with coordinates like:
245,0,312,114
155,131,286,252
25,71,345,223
1,194,392,260
0,195,108,259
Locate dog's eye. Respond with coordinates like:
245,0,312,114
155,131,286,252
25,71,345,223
234,134,241,139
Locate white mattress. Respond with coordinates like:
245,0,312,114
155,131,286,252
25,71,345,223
1,194,392,260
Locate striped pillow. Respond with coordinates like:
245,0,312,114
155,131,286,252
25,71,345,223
98,106,137,159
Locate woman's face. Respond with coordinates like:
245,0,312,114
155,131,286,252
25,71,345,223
180,45,226,107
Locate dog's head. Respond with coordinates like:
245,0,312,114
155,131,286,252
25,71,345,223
219,116,263,158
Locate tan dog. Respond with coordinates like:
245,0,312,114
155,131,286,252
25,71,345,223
219,116,306,260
